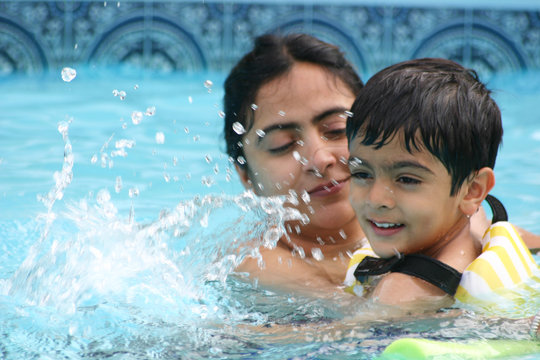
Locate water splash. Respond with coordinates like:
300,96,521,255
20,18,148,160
61,67,77,82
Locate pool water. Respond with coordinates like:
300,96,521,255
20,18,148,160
0,66,539,359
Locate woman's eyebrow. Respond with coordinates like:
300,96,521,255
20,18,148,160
258,122,299,143
312,107,349,124
257,106,348,143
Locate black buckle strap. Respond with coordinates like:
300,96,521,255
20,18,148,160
353,254,462,296
485,194,508,223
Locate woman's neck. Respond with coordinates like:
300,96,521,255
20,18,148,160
279,216,365,260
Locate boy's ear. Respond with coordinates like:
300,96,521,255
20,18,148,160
459,167,495,216
235,163,252,189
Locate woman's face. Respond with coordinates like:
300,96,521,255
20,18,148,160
236,62,357,230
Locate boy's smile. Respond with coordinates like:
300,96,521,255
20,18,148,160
348,134,469,258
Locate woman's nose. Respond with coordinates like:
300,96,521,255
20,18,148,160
302,138,339,176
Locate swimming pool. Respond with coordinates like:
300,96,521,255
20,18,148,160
0,66,539,359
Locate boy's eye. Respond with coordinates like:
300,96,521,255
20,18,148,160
351,171,372,181
398,176,421,185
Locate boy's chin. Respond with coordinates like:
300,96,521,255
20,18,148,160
372,245,403,259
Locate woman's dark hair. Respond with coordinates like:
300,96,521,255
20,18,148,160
223,33,363,167
347,58,503,195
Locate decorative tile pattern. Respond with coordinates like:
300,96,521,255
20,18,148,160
1,1,539,78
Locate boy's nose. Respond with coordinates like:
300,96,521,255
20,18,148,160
366,181,395,210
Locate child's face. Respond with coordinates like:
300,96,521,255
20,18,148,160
348,133,468,258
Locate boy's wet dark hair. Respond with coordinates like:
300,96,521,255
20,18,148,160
223,33,363,168
346,58,503,195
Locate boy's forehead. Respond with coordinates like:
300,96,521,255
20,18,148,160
348,133,439,166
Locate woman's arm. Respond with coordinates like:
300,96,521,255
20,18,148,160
471,206,540,252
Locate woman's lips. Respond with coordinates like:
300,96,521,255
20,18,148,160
308,178,349,197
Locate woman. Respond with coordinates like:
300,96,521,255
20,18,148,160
222,33,540,294
223,33,364,292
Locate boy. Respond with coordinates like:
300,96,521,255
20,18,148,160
344,58,538,308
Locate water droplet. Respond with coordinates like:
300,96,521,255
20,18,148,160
349,157,363,168
213,164,219,174
155,132,165,144
255,129,265,138
100,153,108,168
145,106,156,116
115,90,126,100
91,154,98,164
292,151,301,161
311,248,324,261
263,227,282,246
251,103,258,110
128,187,139,198
204,80,213,92
218,110,225,118
133,84,139,90
232,122,246,135
201,176,215,187
344,110,353,117
184,127,189,134
163,172,170,182
131,111,143,124
339,156,348,165
115,176,122,193
301,190,310,204
292,245,305,258
278,110,286,117
339,229,347,239
57,121,69,137
188,96,193,104
96,189,111,205
205,154,212,163
61,67,77,82
172,156,178,166
236,156,246,165
287,189,299,206
193,135,200,142
115,139,135,149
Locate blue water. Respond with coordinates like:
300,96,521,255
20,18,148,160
0,66,539,359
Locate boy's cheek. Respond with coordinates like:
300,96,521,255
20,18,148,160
348,188,364,218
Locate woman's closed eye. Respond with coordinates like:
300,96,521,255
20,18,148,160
261,131,299,154
322,127,346,141
268,141,296,154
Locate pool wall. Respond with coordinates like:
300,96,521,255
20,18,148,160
1,1,540,77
